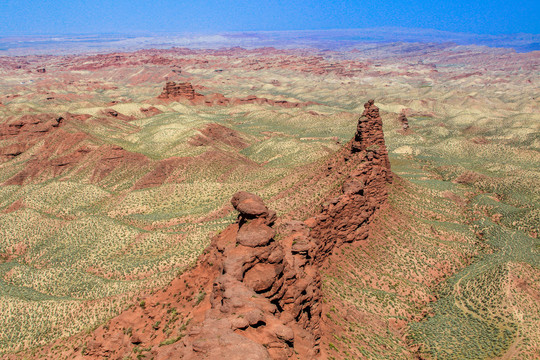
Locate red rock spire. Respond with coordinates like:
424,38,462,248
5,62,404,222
352,99,392,177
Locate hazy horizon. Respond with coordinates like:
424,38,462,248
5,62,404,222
1,0,539,36
1,27,539,56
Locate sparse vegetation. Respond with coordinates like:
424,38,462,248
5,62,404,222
0,45,537,359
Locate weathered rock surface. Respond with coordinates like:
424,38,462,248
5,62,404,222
351,99,392,179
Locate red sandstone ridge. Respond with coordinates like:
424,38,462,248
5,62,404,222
0,113,89,162
12,100,392,360
0,112,153,186
157,81,317,108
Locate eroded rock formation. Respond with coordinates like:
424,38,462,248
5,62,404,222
158,81,204,101
351,99,392,177
14,100,392,359
169,100,393,358
0,113,85,162
0,113,151,185
398,110,409,131
155,191,319,359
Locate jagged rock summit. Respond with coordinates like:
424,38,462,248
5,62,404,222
352,99,392,178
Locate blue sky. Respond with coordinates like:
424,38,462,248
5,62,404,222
0,0,538,35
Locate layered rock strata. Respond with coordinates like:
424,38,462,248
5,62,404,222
158,81,204,101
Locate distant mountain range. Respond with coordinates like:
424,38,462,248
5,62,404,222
1,27,539,55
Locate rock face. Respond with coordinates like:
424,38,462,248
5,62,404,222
149,190,321,359
16,100,392,360
398,110,409,131
160,196,279,358
307,100,392,260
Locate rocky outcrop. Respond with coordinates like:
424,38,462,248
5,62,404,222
153,100,391,359
398,110,409,131
100,109,134,121
351,100,392,177
158,81,204,101
306,100,392,265
140,106,162,117
142,188,326,359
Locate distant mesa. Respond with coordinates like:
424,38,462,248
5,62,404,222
158,81,204,101
401,107,435,118
157,81,317,108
